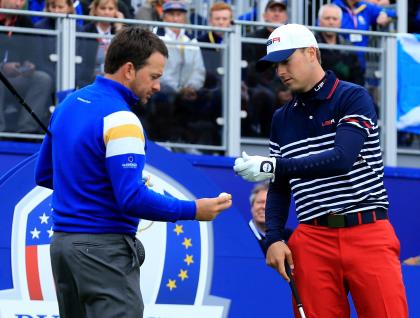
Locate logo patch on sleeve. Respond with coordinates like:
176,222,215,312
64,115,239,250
122,156,138,169
260,161,274,173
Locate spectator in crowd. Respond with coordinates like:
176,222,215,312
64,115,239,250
248,182,270,255
332,0,395,70
34,0,89,89
189,2,235,146
157,1,205,94
272,79,292,106
198,1,232,88
244,0,289,68
0,0,53,133
35,0,75,29
80,0,125,85
242,0,289,137
316,3,364,85
408,0,420,33
28,0,84,25
135,0,163,21
146,1,209,146
115,0,134,19
248,182,293,256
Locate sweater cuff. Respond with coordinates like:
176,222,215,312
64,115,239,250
265,229,289,248
177,200,196,220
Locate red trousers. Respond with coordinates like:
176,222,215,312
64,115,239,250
287,220,408,318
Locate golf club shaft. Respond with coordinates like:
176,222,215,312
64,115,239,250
285,261,307,318
0,70,51,136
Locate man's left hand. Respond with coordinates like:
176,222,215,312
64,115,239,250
233,151,276,182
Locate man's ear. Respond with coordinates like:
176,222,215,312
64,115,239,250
123,62,136,81
307,47,317,63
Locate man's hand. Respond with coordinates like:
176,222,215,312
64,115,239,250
18,61,35,77
266,241,294,282
2,62,21,77
233,151,276,182
195,193,232,221
376,11,391,26
180,86,198,101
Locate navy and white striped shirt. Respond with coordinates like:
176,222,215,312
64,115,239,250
265,71,389,245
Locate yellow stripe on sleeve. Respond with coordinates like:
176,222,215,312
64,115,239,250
104,124,145,146
103,111,146,158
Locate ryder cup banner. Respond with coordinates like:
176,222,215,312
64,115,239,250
0,143,230,318
397,33,420,134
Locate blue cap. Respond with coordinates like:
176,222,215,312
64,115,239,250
163,1,187,12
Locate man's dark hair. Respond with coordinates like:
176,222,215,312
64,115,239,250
105,26,168,74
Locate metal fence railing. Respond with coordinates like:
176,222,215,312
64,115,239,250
0,8,418,167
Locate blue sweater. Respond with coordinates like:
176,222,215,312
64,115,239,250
35,76,196,235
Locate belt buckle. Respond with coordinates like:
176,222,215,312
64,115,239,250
327,214,346,228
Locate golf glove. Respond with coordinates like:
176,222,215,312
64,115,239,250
233,151,276,182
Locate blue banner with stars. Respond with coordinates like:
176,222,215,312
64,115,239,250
156,221,201,304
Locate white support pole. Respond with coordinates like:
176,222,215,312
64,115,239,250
226,23,242,157
56,17,76,91
290,0,305,24
397,0,408,34
383,36,398,166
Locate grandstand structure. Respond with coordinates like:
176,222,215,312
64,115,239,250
0,0,419,169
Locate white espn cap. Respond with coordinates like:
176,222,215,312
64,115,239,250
256,24,318,72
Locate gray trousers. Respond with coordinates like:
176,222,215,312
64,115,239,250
0,70,52,132
50,232,145,318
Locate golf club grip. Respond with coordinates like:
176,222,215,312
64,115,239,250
285,261,303,306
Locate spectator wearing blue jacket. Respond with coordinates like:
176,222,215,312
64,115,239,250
28,0,85,25
333,0,395,69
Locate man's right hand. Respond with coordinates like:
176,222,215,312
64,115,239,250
195,194,232,221
266,240,294,282
2,62,21,77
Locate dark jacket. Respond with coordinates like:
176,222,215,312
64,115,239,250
78,22,118,87
197,31,224,89
315,33,365,85
0,15,35,65
34,18,87,88
242,27,277,88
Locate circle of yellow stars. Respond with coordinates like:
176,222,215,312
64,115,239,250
165,224,195,291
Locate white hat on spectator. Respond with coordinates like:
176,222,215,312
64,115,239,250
256,24,318,72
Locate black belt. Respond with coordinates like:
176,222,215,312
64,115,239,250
301,209,388,228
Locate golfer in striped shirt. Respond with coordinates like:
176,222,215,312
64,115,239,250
234,24,408,318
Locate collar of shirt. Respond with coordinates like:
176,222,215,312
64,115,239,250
95,76,139,107
95,24,112,35
164,27,188,41
295,70,340,102
248,219,266,240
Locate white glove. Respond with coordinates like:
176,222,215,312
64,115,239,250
233,151,276,182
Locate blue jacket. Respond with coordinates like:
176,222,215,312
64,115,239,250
333,0,396,69
35,76,196,235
